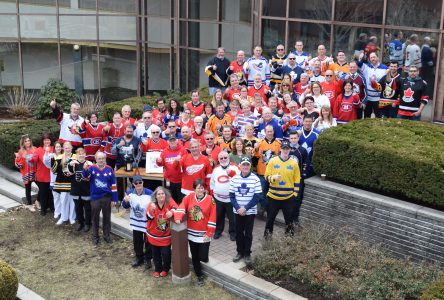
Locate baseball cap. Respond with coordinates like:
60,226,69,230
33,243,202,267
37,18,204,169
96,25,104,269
240,157,252,165
143,105,153,112
281,140,291,149
133,175,143,182
168,134,177,141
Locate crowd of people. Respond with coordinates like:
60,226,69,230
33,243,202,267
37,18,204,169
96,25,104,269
14,37,433,286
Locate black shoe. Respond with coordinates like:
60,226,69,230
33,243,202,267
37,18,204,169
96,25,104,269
197,276,205,286
83,225,91,232
229,234,236,241
213,232,222,240
40,210,47,216
104,237,113,244
144,260,152,270
131,258,144,268
264,229,273,240
244,256,253,266
75,223,84,231
92,238,99,246
232,253,243,263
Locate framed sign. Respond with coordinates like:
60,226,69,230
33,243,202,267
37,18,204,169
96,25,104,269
145,152,163,174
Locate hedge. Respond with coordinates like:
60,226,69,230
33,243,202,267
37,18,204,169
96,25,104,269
0,260,19,300
421,278,444,300
0,120,60,169
102,87,211,121
312,118,444,209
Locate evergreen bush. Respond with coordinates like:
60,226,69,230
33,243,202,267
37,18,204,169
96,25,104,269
421,278,444,300
0,259,19,300
34,79,77,119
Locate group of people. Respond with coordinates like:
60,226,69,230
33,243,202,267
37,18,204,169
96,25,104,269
14,37,433,286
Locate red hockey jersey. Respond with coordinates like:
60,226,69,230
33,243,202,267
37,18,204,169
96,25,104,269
157,145,188,183
146,199,178,246
79,122,104,161
180,154,212,195
101,123,125,160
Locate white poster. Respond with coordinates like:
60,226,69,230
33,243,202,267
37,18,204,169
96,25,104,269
145,152,163,174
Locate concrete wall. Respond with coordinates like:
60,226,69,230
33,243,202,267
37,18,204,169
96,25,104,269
301,177,444,264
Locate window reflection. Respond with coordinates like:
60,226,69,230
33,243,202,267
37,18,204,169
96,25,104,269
333,26,380,61
335,0,383,24
188,0,218,20
22,43,59,90
0,15,17,38
0,42,21,89
262,0,287,17
289,0,331,20
262,19,285,56
222,0,251,23
386,0,441,29
288,22,331,58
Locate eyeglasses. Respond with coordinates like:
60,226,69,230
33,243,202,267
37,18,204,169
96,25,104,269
205,137,214,140
277,48,284,51
152,131,160,134
220,157,229,160
325,75,333,77
143,117,151,119
134,181,143,185
282,84,290,87
288,58,296,60
168,126,176,128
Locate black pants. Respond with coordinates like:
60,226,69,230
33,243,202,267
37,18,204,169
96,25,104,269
144,179,161,193
25,182,33,205
265,196,295,235
235,214,255,256
73,196,91,226
106,158,116,169
133,230,152,261
152,244,171,272
215,199,235,236
292,179,305,223
188,240,210,277
36,181,53,212
168,182,183,204
364,101,381,118
91,196,111,240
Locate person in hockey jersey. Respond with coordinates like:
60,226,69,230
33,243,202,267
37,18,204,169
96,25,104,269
396,66,428,120
82,151,118,246
229,157,262,267
210,151,240,241
101,112,125,169
122,175,153,270
78,112,104,161
174,179,216,286
269,44,288,90
146,186,178,278
50,99,84,149
298,116,319,178
291,40,311,69
226,50,247,86
280,53,304,86
371,61,402,118
205,47,230,96
244,46,271,87
341,61,367,119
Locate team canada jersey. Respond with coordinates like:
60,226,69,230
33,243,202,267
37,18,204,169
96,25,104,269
180,154,212,195
397,77,428,117
146,199,178,246
101,123,125,160
333,94,361,124
210,163,240,203
79,122,104,161
174,192,216,243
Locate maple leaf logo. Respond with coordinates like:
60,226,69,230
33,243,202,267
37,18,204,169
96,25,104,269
404,88,414,98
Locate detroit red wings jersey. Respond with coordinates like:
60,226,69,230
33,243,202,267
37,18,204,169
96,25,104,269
146,199,178,247
180,154,212,195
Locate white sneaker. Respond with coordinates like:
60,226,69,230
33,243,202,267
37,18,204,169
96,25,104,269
69,219,76,225
56,219,64,225
54,214,60,219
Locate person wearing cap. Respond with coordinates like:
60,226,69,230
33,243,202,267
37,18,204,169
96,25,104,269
229,156,262,266
210,151,240,240
264,140,301,237
121,175,153,269
156,134,188,204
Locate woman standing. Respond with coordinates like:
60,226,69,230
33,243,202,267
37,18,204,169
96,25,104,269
163,99,182,125
202,102,214,128
333,80,361,124
298,96,320,121
14,134,37,211
299,81,330,110
78,112,104,162
229,138,249,165
146,187,178,278
313,105,337,132
174,179,216,286
32,133,54,215
44,141,63,219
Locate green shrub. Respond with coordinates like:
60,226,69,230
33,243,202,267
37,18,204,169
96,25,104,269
421,278,444,300
0,259,19,300
34,79,77,119
312,119,444,209
102,87,212,121
0,120,60,169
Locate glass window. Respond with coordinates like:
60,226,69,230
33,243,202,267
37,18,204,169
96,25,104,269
262,0,286,17
188,0,218,20
188,21,218,49
386,0,441,29
288,22,331,58
179,48,187,90
58,0,96,14
20,15,57,39
188,49,213,90
19,0,56,14
0,15,18,38
60,16,97,40
147,0,171,17
289,0,332,20
335,0,383,24
333,26,380,60
0,42,21,89
99,16,136,40
180,0,187,18
100,45,137,101
180,21,187,46
0,0,17,13
222,0,251,23
60,44,99,96
221,23,252,54
261,19,285,57
22,43,59,90
148,17,171,45
148,45,171,91
98,0,136,14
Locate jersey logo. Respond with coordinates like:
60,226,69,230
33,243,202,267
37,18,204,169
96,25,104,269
92,139,101,145
237,183,251,196
186,164,204,175
353,83,361,95
403,88,415,103
94,178,108,189
189,205,204,221
217,175,230,183
341,103,353,112
156,215,169,232
133,203,145,219
383,86,395,98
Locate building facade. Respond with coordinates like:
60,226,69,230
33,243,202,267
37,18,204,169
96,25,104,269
0,0,443,121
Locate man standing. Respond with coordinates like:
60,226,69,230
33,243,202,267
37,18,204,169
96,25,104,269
269,44,288,90
405,34,422,70
201,131,222,168
205,47,231,96
321,70,341,107
185,90,205,117
309,45,334,76
223,74,242,102
389,31,404,71
396,66,428,120
134,111,154,140
227,50,247,86
50,100,84,148
206,101,232,137
372,61,402,118
264,141,301,237
280,53,304,85
298,116,319,178
329,50,349,79
244,46,270,87
291,40,311,69
101,112,125,168
229,157,261,266
256,108,283,139
210,151,239,241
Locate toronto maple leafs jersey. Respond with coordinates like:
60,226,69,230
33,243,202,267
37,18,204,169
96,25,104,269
229,172,262,215
121,188,153,232
298,129,319,178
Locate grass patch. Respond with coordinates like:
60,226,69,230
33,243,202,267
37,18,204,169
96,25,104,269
0,208,238,300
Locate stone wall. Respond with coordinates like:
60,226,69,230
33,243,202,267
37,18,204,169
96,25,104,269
301,177,444,264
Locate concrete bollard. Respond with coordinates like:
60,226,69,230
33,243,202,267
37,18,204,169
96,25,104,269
171,220,191,284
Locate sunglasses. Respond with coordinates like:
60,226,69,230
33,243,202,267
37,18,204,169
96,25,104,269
134,181,143,185
288,58,296,60
277,49,284,51
205,137,214,140
282,84,290,87
152,131,160,134
220,157,229,160
325,75,333,77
